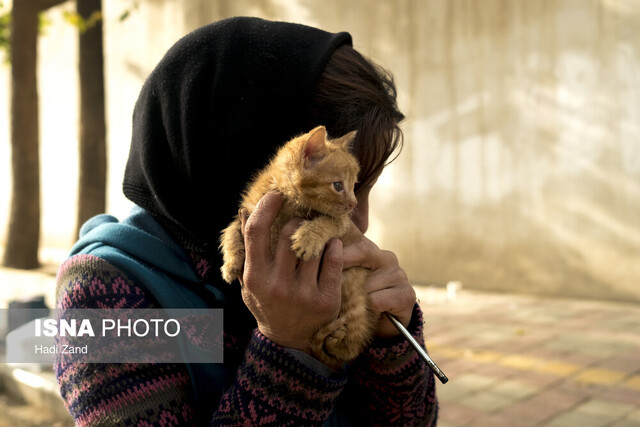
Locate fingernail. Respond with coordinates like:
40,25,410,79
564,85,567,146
266,190,284,200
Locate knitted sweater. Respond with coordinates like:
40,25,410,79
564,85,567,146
54,210,438,426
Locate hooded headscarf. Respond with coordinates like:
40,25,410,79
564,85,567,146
123,17,352,266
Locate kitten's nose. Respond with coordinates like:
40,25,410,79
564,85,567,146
348,199,357,211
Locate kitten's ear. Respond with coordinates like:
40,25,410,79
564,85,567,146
334,130,358,151
302,126,328,169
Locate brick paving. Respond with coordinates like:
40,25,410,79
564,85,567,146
418,287,640,426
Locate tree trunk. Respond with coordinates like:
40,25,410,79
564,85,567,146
3,0,41,269
75,0,106,238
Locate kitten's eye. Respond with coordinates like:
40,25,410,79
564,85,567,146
333,182,344,192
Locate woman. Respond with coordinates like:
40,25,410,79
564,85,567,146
55,17,438,426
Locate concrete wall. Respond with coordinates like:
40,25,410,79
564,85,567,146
1,0,639,301
372,0,640,302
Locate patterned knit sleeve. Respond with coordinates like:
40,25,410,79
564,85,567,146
212,329,348,426
343,303,439,426
54,254,198,426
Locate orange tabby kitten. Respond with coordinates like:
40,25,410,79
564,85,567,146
220,125,375,368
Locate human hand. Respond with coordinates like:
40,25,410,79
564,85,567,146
343,236,416,338
240,192,343,353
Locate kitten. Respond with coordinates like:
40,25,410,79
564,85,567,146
220,125,375,368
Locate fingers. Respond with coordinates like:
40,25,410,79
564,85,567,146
297,251,321,282
274,219,303,276
342,236,383,270
368,281,416,314
341,237,415,336
317,238,343,298
368,282,416,337
243,192,283,271
360,253,405,290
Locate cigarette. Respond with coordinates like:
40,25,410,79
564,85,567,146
384,312,449,384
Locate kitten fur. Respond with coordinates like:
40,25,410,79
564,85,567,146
220,126,375,368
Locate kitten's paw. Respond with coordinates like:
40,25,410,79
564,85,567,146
220,263,241,284
322,325,360,361
310,320,362,368
291,228,326,260
220,219,245,284
220,251,244,284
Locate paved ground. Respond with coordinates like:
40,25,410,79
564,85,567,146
0,392,72,427
1,265,640,426
417,287,640,426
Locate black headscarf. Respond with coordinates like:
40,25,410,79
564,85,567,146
123,17,352,262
